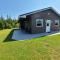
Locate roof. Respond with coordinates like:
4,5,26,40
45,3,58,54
19,7,60,18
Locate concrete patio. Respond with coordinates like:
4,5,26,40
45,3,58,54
12,30,60,40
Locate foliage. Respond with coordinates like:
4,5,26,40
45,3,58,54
0,16,19,29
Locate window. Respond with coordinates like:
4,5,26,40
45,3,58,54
47,23,49,26
36,19,43,27
55,20,59,26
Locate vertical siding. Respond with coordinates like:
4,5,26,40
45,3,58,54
30,9,60,33
26,15,32,33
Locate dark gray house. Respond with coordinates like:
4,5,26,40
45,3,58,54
19,7,60,34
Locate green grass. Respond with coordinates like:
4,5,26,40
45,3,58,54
0,29,12,42
0,29,60,60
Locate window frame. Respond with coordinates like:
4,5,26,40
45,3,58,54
55,20,59,26
36,19,43,27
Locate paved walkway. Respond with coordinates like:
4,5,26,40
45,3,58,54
12,30,60,40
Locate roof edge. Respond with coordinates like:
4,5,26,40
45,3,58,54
19,7,60,17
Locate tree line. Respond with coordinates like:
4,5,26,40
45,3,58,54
0,16,19,30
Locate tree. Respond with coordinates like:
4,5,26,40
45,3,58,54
0,15,19,30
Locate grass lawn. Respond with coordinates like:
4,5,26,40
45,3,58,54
0,29,12,42
0,29,60,60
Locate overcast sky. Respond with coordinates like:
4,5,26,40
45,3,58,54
0,0,60,19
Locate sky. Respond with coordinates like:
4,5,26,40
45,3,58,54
0,0,60,19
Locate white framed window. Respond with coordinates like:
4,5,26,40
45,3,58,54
55,20,59,26
36,19,43,27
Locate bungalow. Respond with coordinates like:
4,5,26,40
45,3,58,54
19,7,60,34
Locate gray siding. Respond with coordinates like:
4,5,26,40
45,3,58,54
30,9,60,33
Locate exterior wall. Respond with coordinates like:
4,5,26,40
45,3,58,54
19,15,32,33
30,9,60,33
25,15,32,33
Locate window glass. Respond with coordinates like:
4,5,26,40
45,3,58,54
47,23,49,26
55,20,59,26
36,19,43,27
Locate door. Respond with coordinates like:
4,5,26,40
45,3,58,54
46,20,51,32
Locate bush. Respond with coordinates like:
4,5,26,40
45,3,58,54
0,17,19,29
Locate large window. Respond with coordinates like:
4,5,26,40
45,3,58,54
36,19,43,27
55,20,59,26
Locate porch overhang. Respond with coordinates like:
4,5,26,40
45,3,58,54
20,15,26,18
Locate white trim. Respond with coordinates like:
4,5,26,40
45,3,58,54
20,15,26,18
55,20,59,26
36,19,43,27
46,20,51,32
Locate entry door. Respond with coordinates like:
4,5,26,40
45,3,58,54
46,20,51,32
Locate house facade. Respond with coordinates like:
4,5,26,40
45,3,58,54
19,7,60,34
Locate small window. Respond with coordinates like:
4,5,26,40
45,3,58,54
36,19,43,27
47,23,49,26
55,20,59,26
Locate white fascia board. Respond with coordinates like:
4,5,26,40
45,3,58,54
20,15,26,18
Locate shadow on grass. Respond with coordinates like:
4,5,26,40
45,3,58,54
3,29,16,42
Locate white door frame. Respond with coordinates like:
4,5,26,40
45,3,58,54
46,20,51,32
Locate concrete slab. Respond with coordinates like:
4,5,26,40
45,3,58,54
12,30,60,40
